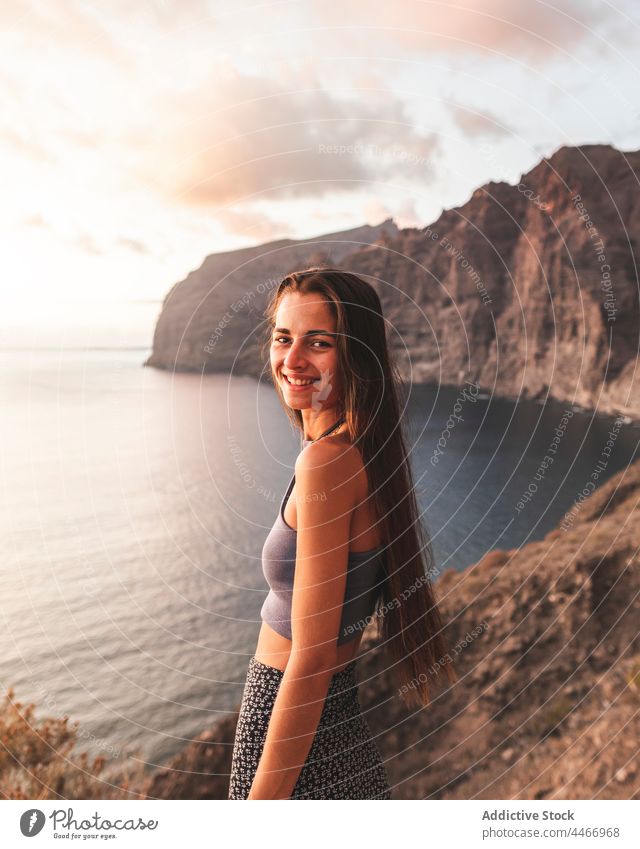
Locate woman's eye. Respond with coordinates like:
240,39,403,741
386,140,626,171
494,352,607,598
273,337,330,348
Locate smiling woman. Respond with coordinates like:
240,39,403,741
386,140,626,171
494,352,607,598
228,267,458,801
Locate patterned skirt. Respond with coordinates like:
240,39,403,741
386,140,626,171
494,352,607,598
228,655,391,800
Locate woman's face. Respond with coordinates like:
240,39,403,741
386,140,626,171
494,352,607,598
270,291,342,412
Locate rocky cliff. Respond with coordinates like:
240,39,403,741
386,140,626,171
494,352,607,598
145,143,640,422
141,457,640,800
143,217,399,375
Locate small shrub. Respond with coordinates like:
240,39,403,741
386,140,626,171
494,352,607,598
0,687,146,799
529,695,574,739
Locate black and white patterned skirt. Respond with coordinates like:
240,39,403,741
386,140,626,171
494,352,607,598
228,655,392,799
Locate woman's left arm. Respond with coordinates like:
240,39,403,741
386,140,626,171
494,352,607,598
248,440,357,800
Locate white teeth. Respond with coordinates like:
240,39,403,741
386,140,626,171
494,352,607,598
285,375,316,386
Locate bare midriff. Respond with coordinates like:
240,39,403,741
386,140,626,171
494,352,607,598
255,621,365,673
254,437,381,674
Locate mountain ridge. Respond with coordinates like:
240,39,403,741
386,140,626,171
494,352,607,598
145,144,640,422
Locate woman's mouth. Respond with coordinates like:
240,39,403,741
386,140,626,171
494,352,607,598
282,373,320,390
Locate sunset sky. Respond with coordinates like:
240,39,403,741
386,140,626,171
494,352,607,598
2,0,639,341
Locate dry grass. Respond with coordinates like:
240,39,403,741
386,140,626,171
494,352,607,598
0,687,147,800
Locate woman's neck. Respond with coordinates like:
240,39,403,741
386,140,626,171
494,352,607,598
303,414,345,442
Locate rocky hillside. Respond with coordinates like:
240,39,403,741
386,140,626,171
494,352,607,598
145,143,640,422
140,457,640,800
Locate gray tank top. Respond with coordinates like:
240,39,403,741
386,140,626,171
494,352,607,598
260,438,386,645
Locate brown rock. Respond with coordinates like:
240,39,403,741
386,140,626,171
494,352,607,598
145,144,640,422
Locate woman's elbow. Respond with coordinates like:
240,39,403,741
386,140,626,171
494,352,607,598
288,641,341,677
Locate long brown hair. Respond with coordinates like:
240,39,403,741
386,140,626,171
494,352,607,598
261,267,458,708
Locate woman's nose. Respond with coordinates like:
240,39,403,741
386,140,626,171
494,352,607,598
283,341,306,367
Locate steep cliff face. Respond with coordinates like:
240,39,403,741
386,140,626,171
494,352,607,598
141,457,640,800
145,144,640,421
143,218,399,376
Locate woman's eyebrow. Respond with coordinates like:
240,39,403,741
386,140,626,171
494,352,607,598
273,327,337,337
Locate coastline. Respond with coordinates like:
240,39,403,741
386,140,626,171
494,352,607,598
139,457,640,799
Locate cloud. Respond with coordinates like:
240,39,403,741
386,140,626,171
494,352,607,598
1,0,628,247
115,236,150,255
0,124,56,162
3,0,613,65
309,0,612,59
128,71,441,206
214,206,291,240
449,102,513,138
22,213,48,228
392,198,423,229
74,232,103,255
0,0,129,65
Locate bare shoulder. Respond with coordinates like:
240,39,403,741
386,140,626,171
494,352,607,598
296,434,360,471
295,436,361,499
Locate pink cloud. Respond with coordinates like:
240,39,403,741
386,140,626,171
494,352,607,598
311,0,611,58
449,102,513,138
129,71,441,206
